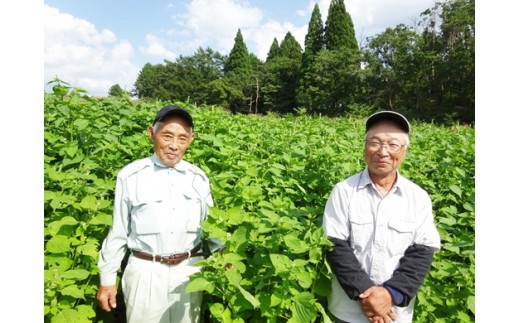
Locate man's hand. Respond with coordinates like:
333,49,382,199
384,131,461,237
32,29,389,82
96,285,118,312
359,286,396,323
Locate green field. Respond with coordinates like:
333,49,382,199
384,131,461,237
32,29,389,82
44,89,475,322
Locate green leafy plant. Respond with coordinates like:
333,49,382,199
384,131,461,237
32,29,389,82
44,89,475,322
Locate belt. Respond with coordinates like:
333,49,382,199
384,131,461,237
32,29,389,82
131,244,203,266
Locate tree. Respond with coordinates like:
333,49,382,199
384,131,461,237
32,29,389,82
261,32,302,114
224,29,251,74
304,4,325,56
133,63,175,100
168,47,225,104
266,38,280,62
223,29,263,114
324,0,358,51
108,84,126,97
361,25,425,113
435,0,475,123
303,0,360,116
133,48,224,103
297,3,325,110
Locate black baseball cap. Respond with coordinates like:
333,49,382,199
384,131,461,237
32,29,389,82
366,111,410,134
153,105,194,129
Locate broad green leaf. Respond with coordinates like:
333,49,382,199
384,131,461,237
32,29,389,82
60,285,85,299
449,184,462,198
89,213,113,226
315,302,333,323
467,295,475,314
237,285,260,308
73,119,89,131
225,268,242,286
76,305,96,319
51,308,79,323
56,105,70,116
79,195,100,211
76,239,100,259
288,296,316,323
456,310,471,322
283,234,309,254
65,145,78,158
46,217,79,236
185,277,215,293
46,235,71,254
269,254,292,273
61,269,90,280
293,270,313,289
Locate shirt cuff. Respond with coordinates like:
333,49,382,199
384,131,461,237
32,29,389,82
384,285,404,306
100,273,117,287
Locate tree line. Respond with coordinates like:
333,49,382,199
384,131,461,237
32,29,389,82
116,0,473,124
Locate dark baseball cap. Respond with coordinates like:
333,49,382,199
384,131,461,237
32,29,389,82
366,111,410,134
153,105,194,129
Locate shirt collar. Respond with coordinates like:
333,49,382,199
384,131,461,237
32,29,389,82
150,153,189,173
360,168,404,193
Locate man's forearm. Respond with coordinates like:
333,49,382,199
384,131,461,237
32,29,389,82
326,237,374,300
383,243,436,307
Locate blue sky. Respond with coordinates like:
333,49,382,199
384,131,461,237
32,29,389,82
44,0,439,96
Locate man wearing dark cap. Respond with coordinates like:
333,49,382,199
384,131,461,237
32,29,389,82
322,111,441,323
96,105,221,322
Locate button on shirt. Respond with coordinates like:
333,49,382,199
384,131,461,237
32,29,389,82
98,154,213,286
323,169,441,323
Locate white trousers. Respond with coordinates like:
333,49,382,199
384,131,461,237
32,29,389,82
122,254,204,323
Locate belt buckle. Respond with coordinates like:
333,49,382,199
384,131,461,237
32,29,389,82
160,253,181,265
159,255,171,265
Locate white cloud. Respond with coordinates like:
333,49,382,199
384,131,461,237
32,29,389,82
162,0,308,61
44,4,140,96
303,0,432,44
162,0,264,57
245,20,308,60
139,34,177,61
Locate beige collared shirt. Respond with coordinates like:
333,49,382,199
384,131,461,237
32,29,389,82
98,154,214,286
323,168,441,323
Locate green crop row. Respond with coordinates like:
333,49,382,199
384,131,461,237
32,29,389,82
44,87,475,322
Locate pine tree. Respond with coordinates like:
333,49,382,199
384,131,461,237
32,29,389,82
305,4,325,56
266,38,280,62
278,32,303,60
324,0,358,51
261,32,302,114
224,29,251,74
297,3,325,110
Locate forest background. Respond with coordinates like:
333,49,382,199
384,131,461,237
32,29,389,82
96,0,475,125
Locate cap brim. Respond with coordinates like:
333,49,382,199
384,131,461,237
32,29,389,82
153,106,194,129
366,111,410,133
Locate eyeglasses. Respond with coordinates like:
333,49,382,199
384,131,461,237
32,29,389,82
365,140,406,153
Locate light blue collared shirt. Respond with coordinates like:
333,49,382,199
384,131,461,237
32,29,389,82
98,154,215,286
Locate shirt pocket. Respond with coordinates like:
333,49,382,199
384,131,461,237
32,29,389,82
183,190,203,233
131,198,165,235
387,219,415,257
349,212,374,253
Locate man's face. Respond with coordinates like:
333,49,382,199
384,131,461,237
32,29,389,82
147,115,194,167
364,122,408,179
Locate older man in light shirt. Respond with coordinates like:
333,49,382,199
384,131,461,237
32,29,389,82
323,111,441,323
96,105,220,323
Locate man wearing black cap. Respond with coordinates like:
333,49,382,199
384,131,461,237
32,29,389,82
322,111,441,323
96,105,220,322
